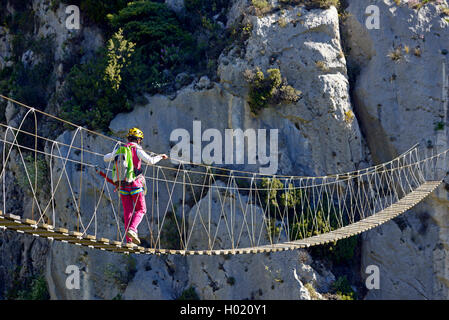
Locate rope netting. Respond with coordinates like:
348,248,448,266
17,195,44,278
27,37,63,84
0,94,447,254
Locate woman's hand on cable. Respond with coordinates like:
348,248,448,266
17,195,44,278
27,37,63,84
160,154,168,160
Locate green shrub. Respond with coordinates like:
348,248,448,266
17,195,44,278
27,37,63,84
50,0,61,12
291,209,332,239
314,235,358,264
260,178,286,241
61,51,132,131
251,0,272,15
252,0,271,10
17,275,50,300
108,1,198,91
260,177,285,209
66,0,131,26
62,1,202,131
8,36,55,109
104,28,136,91
267,217,281,240
1,2,34,34
297,200,358,265
280,0,341,9
108,1,196,62
160,212,182,250
183,0,233,77
304,282,321,299
103,255,137,290
177,286,200,300
227,276,236,286
244,68,301,114
0,9,56,120
61,1,236,130
332,275,356,300
8,273,50,300
8,9,35,34
408,0,439,10
16,154,50,196
435,121,445,131
10,62,54,110
305,0,340,9
279,0,303,5
184,0,229,16
259,177,358,264
229,21,253,44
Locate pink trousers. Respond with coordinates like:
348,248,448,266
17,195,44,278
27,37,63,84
120,178,146,243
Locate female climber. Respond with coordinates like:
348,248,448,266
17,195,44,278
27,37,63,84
104,127,168,245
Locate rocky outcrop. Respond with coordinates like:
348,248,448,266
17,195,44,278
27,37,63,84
342,0,449,299
219,4,366,176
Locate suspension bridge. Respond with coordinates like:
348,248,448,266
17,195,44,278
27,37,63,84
0,94,447,255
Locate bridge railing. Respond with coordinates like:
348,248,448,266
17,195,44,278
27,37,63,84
0,95,447,253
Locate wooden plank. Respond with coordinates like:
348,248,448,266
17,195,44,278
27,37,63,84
32,231,81,242
0,220,21,227
21,218,38,225
55,227,69,234
5,213,21,220
84,234,97,241
144,248,157,254
38,222,54,230
68,231,83,238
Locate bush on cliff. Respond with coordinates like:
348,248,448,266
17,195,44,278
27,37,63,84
62,1,201,131
244,68,302,114
260,177,358,265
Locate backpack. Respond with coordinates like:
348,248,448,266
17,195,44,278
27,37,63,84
112,145,136,186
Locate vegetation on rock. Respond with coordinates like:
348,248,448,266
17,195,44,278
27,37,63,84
7,270,50,300
244,68,302,114
260,177,358,265
61,0,234,131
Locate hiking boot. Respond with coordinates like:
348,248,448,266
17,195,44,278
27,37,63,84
126,230,141,245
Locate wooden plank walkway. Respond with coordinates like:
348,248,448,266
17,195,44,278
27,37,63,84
0,180,441,256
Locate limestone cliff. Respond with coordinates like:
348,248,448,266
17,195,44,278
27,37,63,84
342,0,449,299
0,0,448,300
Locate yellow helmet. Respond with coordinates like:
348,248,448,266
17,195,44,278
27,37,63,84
127,127,144,140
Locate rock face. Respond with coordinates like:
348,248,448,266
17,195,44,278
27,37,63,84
342,0,449,299
3,0,449,301
0,229,49,298
0,27,12,69
32,0,104,63
43,1,358,300
218,4,366,176
187,251,314,300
